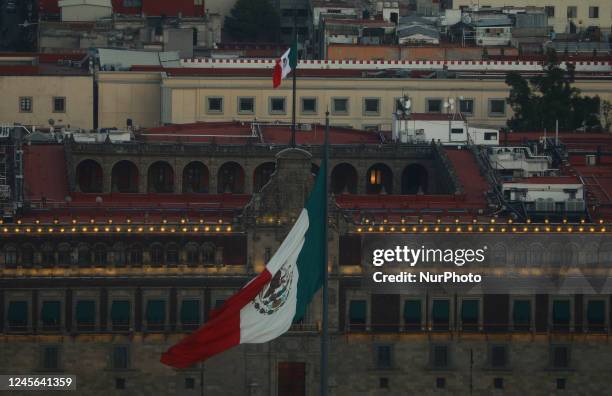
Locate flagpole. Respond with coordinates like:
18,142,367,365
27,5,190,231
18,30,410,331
290,10,297,147
320,110,330,396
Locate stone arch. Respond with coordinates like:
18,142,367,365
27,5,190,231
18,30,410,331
128,243,143,266
111,160,139,193
528,243,546,265
20,243,36,268
331,163,358,194
93,243,107,266
491,243,507,265
185,242,200,265
201,242,216,265
401,163,428,194
57,242,72,266
166,243,180,266
217,162,245,194
41,242,55,266
366,163,393,194
253,162,276,192
182,161,209,193
147,161,175,193
112,242,127,267
149,243,164,266
3,243,17,268
77,243,91,267
76,159,103,193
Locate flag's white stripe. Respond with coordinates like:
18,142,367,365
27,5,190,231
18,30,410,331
279,47,292,80
239,208,309,343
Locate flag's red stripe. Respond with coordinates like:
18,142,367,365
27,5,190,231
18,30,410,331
272,59,282,88
160,269,273,368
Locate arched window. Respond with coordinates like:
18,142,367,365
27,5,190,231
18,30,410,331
217,162,245,194
150,244,164,266
129,244,143,266
253,162,276,192
401,164,428,194
20,244,35,267
331,163,358,194
42,243,55,267
182,162,209,193
147,161,174,193
76,159,103,193
166,243,179,266
366,163,393,194
3,244,17,268
78,244,91,267
111,160,139,193
58,243,72,266
185,243,200,266
93,244,107,266
113,243,127,267
201,243,216,265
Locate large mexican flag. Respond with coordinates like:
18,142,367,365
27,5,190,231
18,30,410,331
161,159,326,369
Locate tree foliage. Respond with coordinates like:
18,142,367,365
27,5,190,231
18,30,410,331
224,0,280,43
505,49,602,132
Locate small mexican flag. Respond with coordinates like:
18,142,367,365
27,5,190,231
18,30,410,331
272,41,298,88
161,159,326,369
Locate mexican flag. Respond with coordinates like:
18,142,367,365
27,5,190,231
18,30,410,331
161,159,326,369
272,42,298,88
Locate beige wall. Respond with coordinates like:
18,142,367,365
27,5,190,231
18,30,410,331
453,0,612,34
0,75,94,129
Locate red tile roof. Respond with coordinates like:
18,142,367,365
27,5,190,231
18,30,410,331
23,145,69,201
444,148,489,206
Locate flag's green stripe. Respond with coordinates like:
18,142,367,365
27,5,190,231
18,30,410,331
293,159,326,321
289,40,298,70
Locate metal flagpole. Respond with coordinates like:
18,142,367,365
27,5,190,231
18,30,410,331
320,111,330,395
290,10,298,147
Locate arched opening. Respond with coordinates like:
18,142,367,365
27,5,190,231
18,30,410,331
147,161,174,193
113,243,127,267
366,163,393,194
331,163,358,194
150,244,164,266
185,243,200,266
401,164,428,194
76,159,103,193
77,244,91,267
93,244,107,266
217,162,245,194
202,242,216,265
253,162,276,192
182,162,209,193
20,244,35,268
128,244,143,266
111,160,139,193
166,243,179,266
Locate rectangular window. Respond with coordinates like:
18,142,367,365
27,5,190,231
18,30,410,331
512,299,531,331
589,6,599,18
278,362,305,396
332,98,349,115
7,300,28,330
432,299,450,330
566,6,577,18
552,300,571,331
404,299,421,330
53,97,66,113
431,345,449,369
207,97,223,113
544,6,555,17
75,300,96,331
490,345,508,368
586,300,605,332
376,345,392,369
451,128,464,134
269,97,286,114
459,99,474,115
461,299,479,331
551,345,570,369
19,97,32,113
238,97,255,114
348,300,367,331
110,300,130,331
301,97,317,114
363,98,380,116
112,346,129,369
41,301,61,331
180,299,201,329
488,99,506,117
41,346,59,370
4,249,17,267
484,132,498,141
426,99,442,113
145,299,166,330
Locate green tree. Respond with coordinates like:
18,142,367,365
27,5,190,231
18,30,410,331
224,0,280,43
505,49,602,132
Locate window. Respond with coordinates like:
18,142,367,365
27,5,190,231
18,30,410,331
78,245,90,267
115,378,126,389
301,97,317,114
19,97,32,113
461,299,479,331
566,6,577,18
145,299,166,330
75,300,96,331
269,97,286,114
432,299,450,330
556,378,566,390
4,246,17,267
112,346,129,369
53,97,66,113
376,345,392,369
94,245,107,266
41,346,59,370
512,299,531,331
426,98,442,113
114,247,127,267
586,299,605,332
185,377,196,389
348,300,367,331
332,98,349,115
7,300,28,331
166,244,179,266
552,299,571,331
551,345,570,369
545,6,555,17
493,378,504,389
436,377,446,388
110,300,130,331
207,97,223,113
129,246,142,266
238,97,255,114
488,99,506,116
41,301,61,331
451,128,463,134
21,246,34,267
431,345,449,369
363,98,380,115
278,362,305,396
186,246,199,265
58,245,71,266
484,132,498,141
180,299,200,329
459,98,474,115
150,245,164,266
589,6,599,18
490,345,508,368
379,377,389,389
404,299,421,330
